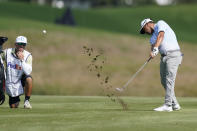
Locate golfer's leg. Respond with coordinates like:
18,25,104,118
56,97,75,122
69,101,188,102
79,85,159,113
165,58,180,106
171,56,182,106
160,57,166,89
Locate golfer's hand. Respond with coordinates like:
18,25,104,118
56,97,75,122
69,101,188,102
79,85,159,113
16,51,24,61
150,47,159,58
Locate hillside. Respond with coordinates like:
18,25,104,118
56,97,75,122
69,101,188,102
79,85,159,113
0,2,197,96
0,2,197,43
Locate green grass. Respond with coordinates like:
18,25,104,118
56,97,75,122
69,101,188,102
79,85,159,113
73,5,197,43
0,2,197,43
0,3,196,130
0,2,63,23
0,95,197,131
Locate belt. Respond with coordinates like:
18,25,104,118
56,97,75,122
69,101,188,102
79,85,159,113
161,49,180,57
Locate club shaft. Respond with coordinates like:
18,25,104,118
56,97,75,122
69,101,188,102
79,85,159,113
122,57,151,89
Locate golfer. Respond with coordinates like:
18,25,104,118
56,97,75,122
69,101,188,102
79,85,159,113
2,36,33,108
140,18,183,112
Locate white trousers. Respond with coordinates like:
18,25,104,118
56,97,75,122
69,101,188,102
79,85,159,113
160,51,182,106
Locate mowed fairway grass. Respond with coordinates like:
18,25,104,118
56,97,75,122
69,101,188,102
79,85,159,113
0,95,197,131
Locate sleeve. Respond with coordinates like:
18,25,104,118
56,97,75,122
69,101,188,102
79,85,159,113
21,55,32,75
26,55,32,66
157,20,166,33
150,34,157,45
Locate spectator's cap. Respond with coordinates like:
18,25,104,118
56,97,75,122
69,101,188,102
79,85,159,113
140,18,153,34
15,36,27,44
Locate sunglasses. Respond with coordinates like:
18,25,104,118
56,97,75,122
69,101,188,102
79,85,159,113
16,43,26,46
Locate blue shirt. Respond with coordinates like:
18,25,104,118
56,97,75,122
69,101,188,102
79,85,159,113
150,20,180,54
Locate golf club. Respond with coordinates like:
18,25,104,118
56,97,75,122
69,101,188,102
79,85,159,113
116,56,152,92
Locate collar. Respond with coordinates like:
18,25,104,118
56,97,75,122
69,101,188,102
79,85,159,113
151,23,157,35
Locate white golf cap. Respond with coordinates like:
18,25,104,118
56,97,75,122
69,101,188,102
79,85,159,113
15,36,27,44
140,18,153,34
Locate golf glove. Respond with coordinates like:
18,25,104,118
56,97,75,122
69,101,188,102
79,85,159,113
152,47,159,57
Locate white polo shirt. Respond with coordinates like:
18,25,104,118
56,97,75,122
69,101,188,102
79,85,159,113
150,20,180,54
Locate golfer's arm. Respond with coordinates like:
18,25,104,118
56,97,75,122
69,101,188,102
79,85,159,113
154,31,164,48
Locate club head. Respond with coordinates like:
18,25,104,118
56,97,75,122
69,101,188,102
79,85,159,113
115,87,124,92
